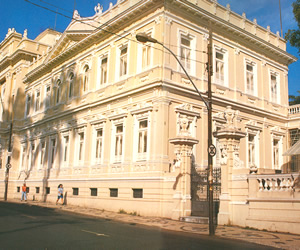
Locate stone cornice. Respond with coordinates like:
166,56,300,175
0,49,39,71
169,0,297,65
24,0,162,84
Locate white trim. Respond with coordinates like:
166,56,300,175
213,45,228,87
244,58,257,96
97,53,110,89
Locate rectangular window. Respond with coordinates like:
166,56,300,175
215,51,224,84
39,140,45,167
273,139,279,169
26,187,30,193
180,36,191,71
246,64,254,94
133,189,143,198
95,128,103,162
30,143,35,169
248,134,255,167
0,82,5,122
21,145,27,170
100,57,108,85
26,94,31,116
142,44,151,70
78,132,84,162
138,120,148,154
73,188,79,196
35,90,40,112
36,187,40,194
271,74,278,102
90,188,97,196
110,188,118,197
115,125,123,160
17,187,20,193
120,46,128,77
63,135,69,163
45,187,50,194
49,138,56,167
45,86,51,108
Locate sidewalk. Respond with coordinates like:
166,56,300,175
12,199,300,250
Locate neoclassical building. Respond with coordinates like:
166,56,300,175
0,0,298,223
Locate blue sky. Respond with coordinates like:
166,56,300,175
0,0,299,96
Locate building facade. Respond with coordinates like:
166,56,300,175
0,0,298,220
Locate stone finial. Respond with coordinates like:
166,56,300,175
242,12,246,19
109,2,113,9
226,4,230,11
267,26,270,32
94,3,103,15
253,18,257,25
23,29,28,39
73,10,80,19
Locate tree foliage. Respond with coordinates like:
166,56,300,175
285,0,300,55
289,90,300,105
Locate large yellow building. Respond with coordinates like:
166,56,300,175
0,0,298,222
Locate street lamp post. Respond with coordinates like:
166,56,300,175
4,94,14,201
136,31,215,235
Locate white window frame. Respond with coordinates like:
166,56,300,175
75,128,86,166
246,131,260,169
29,141,36,170
38,139,46,169
213,46,228,86
98,55,109,87
20,143,27,171
61,133,70,168
271,135,283,170
269,70,280,104
0,82,6,122
25,93,32,117
45,84,51,109
55,79,62,105
178,31,196,76
82,65,90,94
68,72,75,100
134,118,150,161
116,44,128,79
92,124,105,164
48,136,57,169
244,60,257,96
137,30,153,73
35,89,41,112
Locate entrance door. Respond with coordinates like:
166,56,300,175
191,167,221,219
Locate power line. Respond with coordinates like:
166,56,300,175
24,0,207,65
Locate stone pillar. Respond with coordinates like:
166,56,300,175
213,106,246,225
169,115,198,219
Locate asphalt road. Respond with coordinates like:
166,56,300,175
0,201,276,250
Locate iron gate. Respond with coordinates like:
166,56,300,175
191,167,221,218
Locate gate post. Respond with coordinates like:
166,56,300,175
213,106,246,225
170,116,198,219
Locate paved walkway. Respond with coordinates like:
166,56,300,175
10,199,300,250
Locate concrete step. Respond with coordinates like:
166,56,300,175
180,216,209,224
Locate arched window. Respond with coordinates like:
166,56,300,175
83,65,89,93
68,72,74,99
56,79,61,104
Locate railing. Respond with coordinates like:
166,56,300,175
248,173,300,199
256,174,296,192
289,104,300,115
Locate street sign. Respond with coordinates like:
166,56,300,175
208,144,216,157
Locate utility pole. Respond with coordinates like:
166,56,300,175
207,26,215,236
136,30,215,235
4,95,14,201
